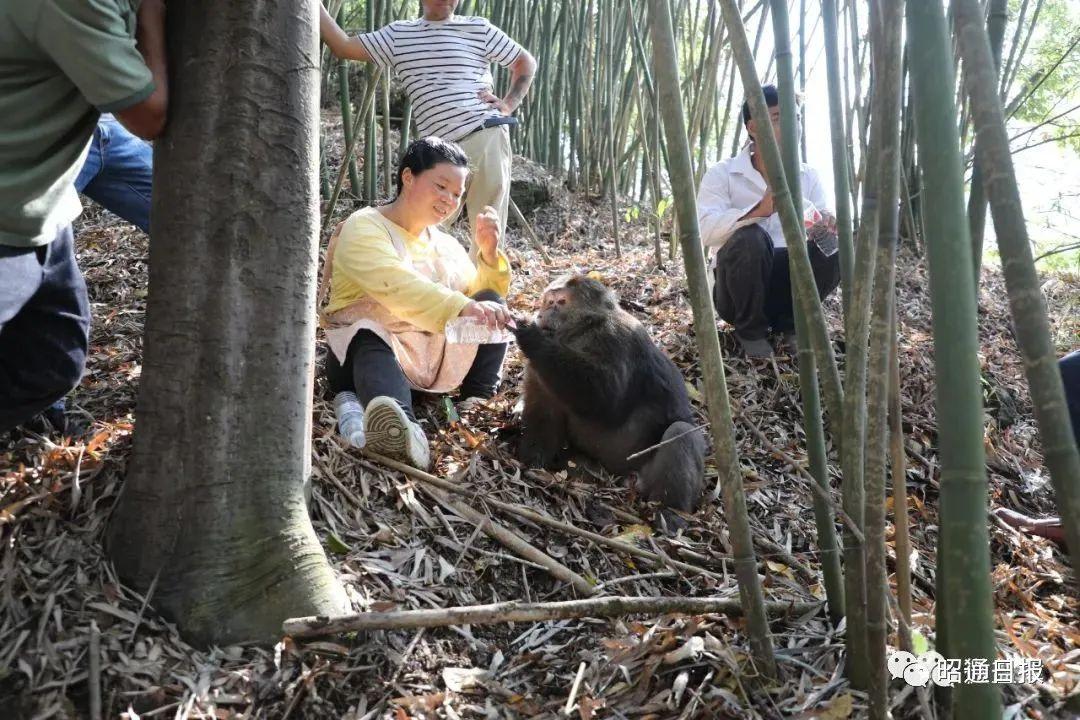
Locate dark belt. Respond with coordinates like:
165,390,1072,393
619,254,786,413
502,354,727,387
466,115,519,138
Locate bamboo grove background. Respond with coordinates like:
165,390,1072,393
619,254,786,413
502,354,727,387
318,1,1080,717
322,0,1080,266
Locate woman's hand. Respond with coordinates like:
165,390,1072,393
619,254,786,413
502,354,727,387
459,300,513,330
474,206,501,265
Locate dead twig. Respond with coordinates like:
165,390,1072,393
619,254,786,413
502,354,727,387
417,481,598,597
564,660,587,715
282,595,823,637
509,198,554,264
89,622,101,720
361,450,724,581
624,422,708,462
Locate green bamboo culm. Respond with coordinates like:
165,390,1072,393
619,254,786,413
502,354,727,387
967,0,1009,284
647,0,777,679
337,8,362,198
323,67,385,231
363,0,378,203
888,305,914,653
861,0,906,715
906,1,1003,717
766,0,844,626
952,0,1080,583
717,4,847,433
821,0,855,314
399,97,413,163
837,7,886,688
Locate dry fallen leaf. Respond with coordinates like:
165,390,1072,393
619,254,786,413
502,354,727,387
442,667,490,692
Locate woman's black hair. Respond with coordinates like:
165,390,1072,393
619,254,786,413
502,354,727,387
394,137,469,198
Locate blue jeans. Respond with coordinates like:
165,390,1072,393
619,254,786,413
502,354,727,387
0,227,90,432
75,114,153,234
1061,350,1080,449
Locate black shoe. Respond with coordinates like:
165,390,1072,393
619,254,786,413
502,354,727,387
22,399,69,436
736,335,773,358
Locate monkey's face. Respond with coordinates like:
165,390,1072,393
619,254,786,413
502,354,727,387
535,275,618,331
537,287,574,331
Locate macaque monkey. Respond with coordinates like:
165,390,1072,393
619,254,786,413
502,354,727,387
512,275,705,512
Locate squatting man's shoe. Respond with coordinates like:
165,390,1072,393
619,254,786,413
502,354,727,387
736,335,774,359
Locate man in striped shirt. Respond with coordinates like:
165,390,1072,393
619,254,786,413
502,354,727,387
320,0,537,256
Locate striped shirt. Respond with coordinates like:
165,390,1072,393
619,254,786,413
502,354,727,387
357,15,523,142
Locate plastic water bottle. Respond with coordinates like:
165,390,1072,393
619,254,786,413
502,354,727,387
333,391,366,448
444,316,515,344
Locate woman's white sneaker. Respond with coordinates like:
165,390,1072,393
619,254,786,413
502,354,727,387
363,396,431,471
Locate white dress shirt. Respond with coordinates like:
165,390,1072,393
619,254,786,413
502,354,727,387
697,146,832,266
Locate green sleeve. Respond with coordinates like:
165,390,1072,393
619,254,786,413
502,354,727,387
35,0,155,112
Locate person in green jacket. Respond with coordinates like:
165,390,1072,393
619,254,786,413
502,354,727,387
0,0,168,435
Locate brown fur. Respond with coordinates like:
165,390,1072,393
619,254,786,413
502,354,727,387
511,275,705,512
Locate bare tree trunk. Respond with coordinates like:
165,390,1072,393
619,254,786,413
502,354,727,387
106,0,348,647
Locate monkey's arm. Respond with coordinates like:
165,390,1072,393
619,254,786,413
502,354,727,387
514,322,630,420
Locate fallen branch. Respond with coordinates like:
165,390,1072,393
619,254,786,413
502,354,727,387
361,451,723,581
283,595,822,637
508,198,554,264
418,481,598,597
752,535,817,584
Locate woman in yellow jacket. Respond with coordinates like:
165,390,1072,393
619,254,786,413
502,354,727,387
321,138,513,470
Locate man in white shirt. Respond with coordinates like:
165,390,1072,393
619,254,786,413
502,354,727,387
320,0,536,256
697,85,840,358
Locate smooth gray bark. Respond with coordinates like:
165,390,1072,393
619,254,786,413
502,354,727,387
107,0,348,647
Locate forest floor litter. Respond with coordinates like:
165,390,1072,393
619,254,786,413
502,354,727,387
2,123,1078,719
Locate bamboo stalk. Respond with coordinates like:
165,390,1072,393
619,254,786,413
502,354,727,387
336,8,362,197
1001,0,1045,102
649,0,777,678
1000,0,1031,99
283,595,821,638
363,0,378,203
767,0,844,627
889,306,913,653
907,1,1002,715
797,0,807,162
398,97,412,162
967,0,1009,285
723,0,849,452
381,53,393,198
322,68,384,230
319,132,331,198
837,17,888,690
822,0,855,314
604,0,621,257
862,1,906,714
952,0,1080,584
